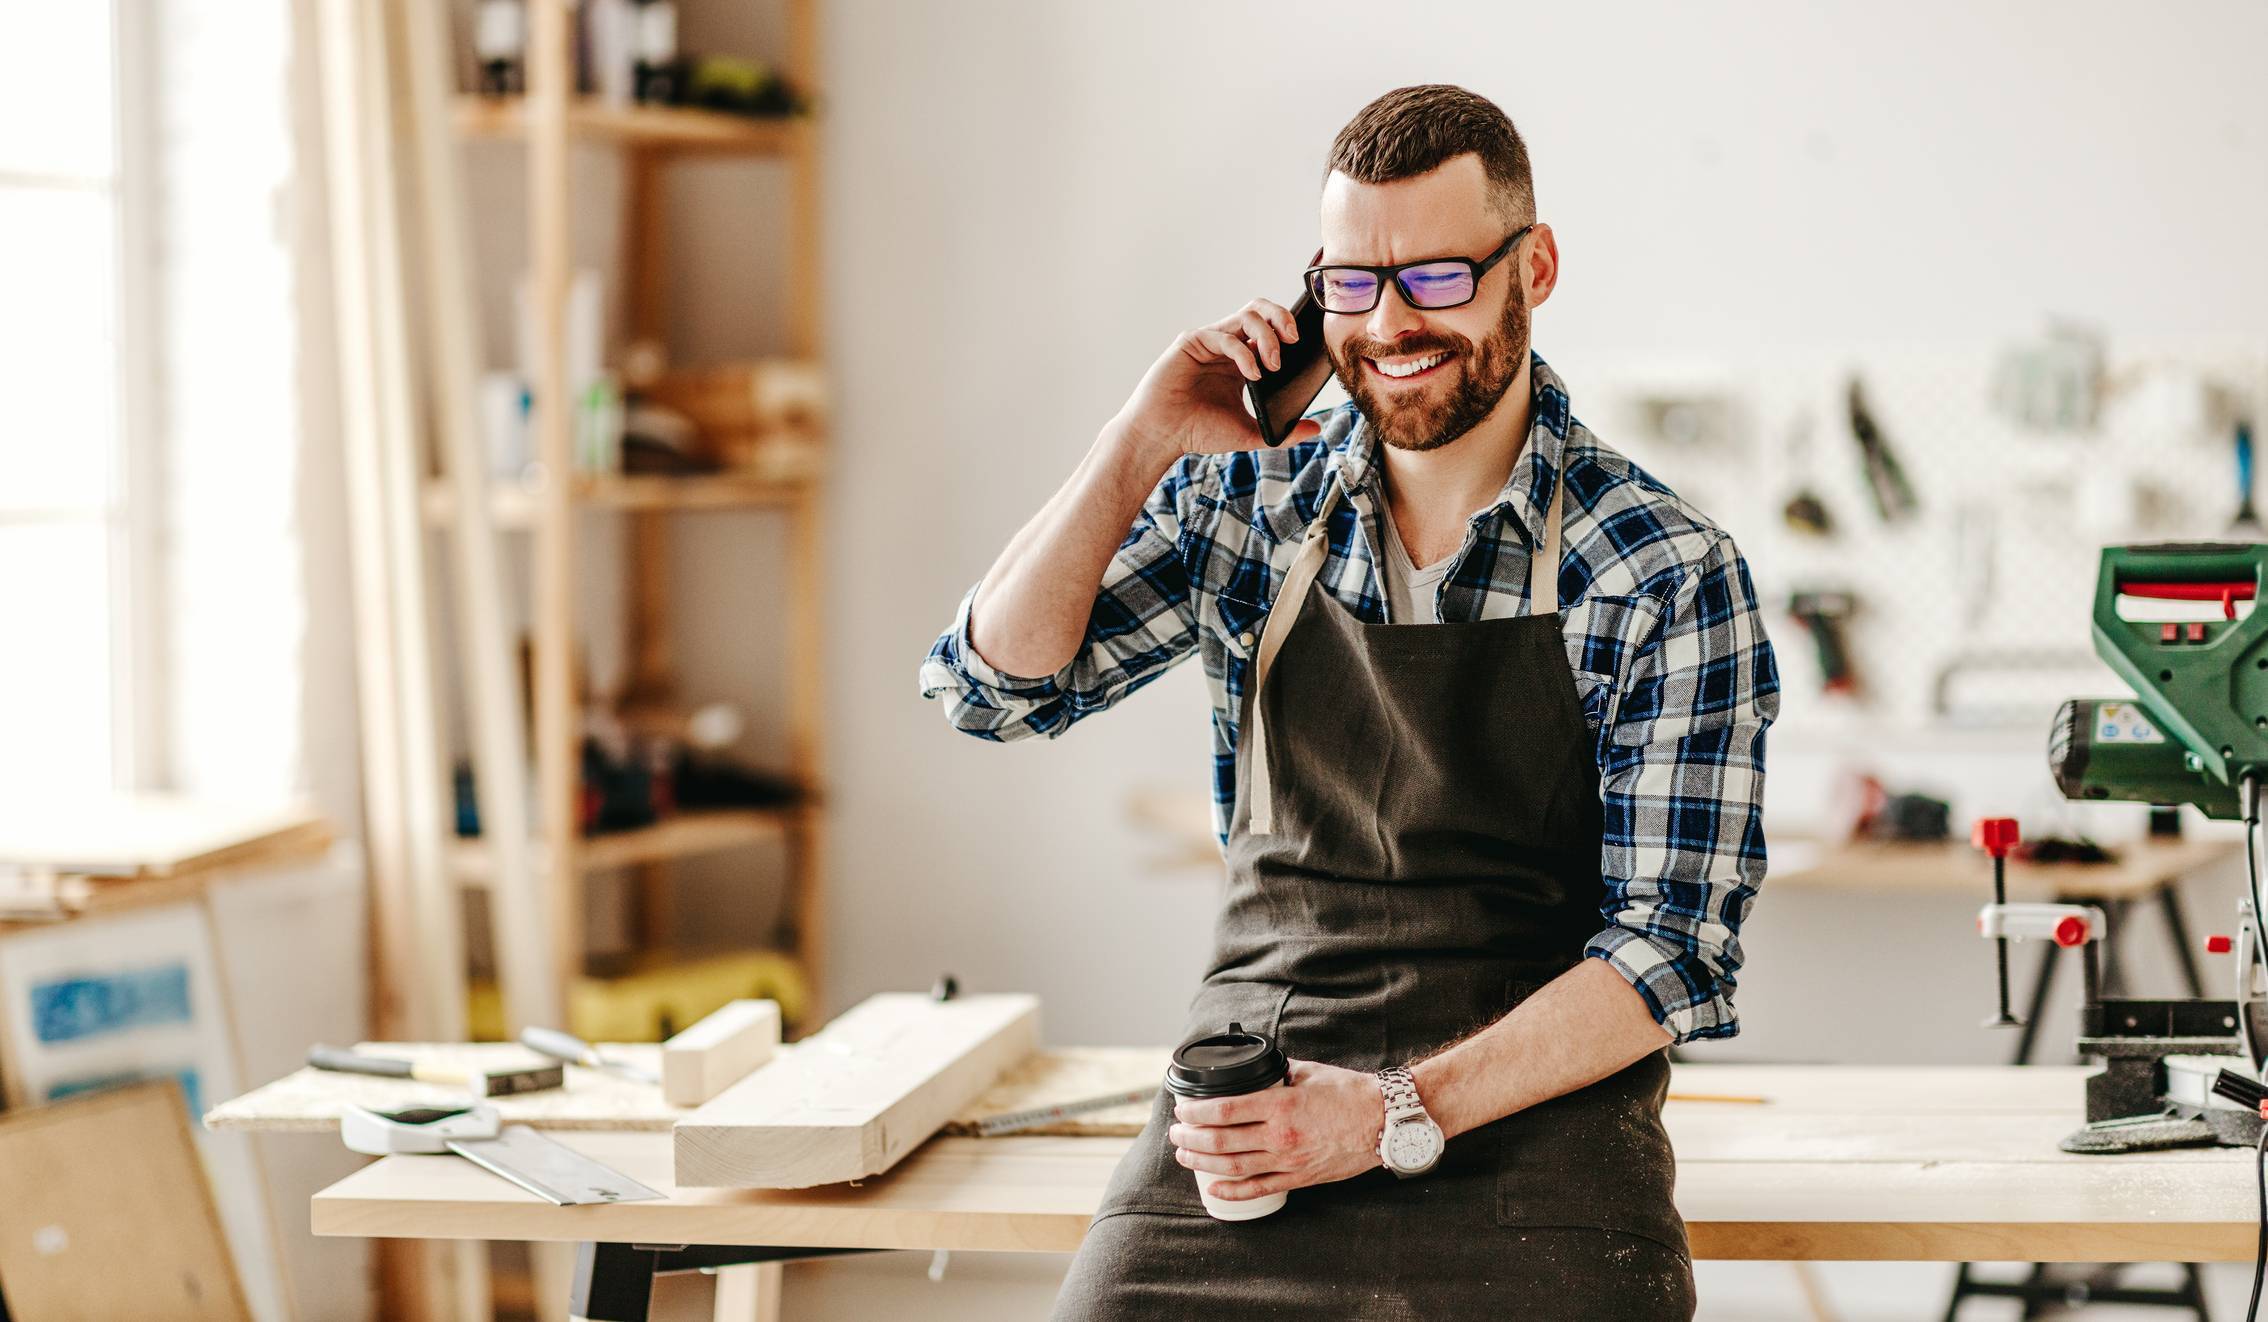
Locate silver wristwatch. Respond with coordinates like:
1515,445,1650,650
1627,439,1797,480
1375,1065,1444,1178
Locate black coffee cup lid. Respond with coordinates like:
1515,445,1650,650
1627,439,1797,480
1165,1022,1288,1098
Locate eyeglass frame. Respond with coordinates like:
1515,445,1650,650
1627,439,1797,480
1302,224,1535,315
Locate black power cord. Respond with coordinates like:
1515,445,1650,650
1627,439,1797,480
2248,772,2268,1322
2252,1119,2268,1322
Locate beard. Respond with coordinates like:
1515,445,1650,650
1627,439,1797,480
1330,280,1530,453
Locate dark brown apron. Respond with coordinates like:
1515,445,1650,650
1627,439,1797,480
1052,470,1695,1321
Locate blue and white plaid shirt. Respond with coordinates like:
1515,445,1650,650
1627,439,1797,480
920,356,1779,1042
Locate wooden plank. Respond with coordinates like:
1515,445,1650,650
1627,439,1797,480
353,0,464,1046
311,0,423,1048
528,0,581,1009
397,0,557,1037
0,1082,250,1320
208,1042,676,1134
675,994,1039,1189
0,795,326,880
663,1000,782,1107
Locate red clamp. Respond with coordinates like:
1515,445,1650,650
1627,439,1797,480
1971,818,2020,860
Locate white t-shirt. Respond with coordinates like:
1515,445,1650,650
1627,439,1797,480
1378,495,1456,625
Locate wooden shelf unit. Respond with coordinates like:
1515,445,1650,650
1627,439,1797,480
419,472,813,527
433,2,829,1030
447,806,803,884
454,95,804,154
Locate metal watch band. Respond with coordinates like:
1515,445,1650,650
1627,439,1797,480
1377,1065,1426,1121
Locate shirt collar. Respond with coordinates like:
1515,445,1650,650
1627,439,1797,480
1330,352,1574,550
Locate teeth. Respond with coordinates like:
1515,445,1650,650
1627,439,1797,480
1373,351,1448,379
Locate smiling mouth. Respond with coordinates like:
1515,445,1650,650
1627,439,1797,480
1365,349,1454,384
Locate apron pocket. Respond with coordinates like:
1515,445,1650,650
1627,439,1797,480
1490,981,1688,1254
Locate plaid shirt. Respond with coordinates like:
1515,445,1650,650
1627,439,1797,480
920,356,1779,1042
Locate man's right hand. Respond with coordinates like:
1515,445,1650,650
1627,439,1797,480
1110,298,1328,466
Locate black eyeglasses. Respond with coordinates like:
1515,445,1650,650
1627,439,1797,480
1303,225,1533,315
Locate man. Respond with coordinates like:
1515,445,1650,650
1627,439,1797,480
920,84,1776,1318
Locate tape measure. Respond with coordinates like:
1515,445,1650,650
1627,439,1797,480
340,1101,501,1155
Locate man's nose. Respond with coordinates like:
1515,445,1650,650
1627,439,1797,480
1363,279,1424,343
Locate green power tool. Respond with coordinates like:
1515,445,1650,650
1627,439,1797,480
2051,542,2268,820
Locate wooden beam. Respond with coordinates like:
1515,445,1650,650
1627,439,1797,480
351,0,464,1045
661,1000,781,1107
399,0,559,1038
312,0,417,1044
528,0,581,1002
673,993,1038,1189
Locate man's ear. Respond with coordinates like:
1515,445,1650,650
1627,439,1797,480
1522,223,1560,308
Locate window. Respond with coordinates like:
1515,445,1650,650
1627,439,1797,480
0,3,150,796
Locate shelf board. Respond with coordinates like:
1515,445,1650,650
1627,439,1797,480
450,806,803,884
422,472,810,528
454,96,805,154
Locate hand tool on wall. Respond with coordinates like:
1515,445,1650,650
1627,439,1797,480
1846,378,1918,523
519,1026,660,1085
1787,590,1857,694
308,1045,564,1097
1779,413,1834,537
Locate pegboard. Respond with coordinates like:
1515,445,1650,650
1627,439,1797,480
1566,341,2268,738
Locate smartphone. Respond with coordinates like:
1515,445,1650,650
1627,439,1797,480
1244,285,1333,447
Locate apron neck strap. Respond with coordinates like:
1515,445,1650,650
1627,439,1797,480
1245,475,1341,836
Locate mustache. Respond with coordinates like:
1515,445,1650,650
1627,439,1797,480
1341,333,1466,362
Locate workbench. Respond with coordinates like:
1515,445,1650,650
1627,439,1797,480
267,1062,2265,1320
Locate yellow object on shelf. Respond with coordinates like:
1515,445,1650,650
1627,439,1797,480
468,949,811,1043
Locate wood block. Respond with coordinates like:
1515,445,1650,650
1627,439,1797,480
662,999,781,1107
674,992,1038,1189
0,1080,250,1320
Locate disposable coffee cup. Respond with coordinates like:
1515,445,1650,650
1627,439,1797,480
1165,1021,1291,1221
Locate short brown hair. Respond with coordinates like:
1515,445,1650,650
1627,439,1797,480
1325,85,1535,226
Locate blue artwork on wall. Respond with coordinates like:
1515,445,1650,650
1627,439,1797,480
29,964,194,1044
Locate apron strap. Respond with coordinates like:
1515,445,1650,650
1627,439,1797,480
1243,464,1565,837
1246,477,1342,836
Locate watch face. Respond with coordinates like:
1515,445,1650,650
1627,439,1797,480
1387,1119,1442,1171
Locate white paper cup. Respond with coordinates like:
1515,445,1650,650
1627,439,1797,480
1195,1142,1288,1218
1169,1021,1292,1222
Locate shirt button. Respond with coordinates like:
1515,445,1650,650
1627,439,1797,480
1239,631,1255,647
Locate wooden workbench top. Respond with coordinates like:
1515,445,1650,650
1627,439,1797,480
1769,834,2239,900
308,1063,2267,1262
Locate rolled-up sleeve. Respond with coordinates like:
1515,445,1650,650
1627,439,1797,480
1584,533,1779,1043
919,454,1209,741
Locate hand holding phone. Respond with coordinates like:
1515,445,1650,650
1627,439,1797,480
1244,286,1332,448
1111,276,1329,463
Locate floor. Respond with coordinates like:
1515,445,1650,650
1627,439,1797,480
637,1254,2260,1320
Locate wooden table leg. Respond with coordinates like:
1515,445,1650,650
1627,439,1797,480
712,1263,784,1322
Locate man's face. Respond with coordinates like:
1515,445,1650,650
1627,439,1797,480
1318,154,1537,453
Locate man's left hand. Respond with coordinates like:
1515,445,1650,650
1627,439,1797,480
1169,1059,1383,1202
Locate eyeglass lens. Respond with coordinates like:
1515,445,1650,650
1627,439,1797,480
1312,261,1476,314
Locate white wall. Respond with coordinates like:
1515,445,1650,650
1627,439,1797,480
814,0,2268,1052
